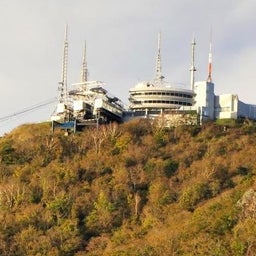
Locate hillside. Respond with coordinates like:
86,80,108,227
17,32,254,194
0,119,256,255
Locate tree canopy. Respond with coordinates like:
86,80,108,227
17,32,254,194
0,119,256,255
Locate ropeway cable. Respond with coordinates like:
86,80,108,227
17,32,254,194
0,98,57,122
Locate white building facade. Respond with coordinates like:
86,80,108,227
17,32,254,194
194,81,215,120
194,81,256,121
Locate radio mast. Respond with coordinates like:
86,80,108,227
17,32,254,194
207,34,213,83
81,41,88,83
190,37,196,91
59,24,69,103
155,32,164,85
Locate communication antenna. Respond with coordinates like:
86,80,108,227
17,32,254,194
59,24,69,103
155,32,164,85
207,31,213,83
190,36,196,90
81,41,88,83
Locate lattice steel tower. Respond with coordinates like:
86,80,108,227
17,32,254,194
81,41,88,83
59,24,69,103
154,32,164,85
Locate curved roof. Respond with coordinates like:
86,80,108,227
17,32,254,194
130,81,194,95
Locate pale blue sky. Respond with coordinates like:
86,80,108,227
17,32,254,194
0,0,256,134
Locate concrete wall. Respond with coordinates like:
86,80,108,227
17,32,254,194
158,111,199,127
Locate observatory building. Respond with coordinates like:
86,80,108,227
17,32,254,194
127,33,256,124
128,34,194,119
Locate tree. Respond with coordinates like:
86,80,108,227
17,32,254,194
86,191,116,233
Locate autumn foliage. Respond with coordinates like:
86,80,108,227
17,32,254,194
0,119,256,255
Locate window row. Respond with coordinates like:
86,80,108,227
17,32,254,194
130,92,193,98
143,100,192,106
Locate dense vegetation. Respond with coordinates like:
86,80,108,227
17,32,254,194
0,119,256,255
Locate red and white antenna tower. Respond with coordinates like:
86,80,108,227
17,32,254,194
207,32,213,83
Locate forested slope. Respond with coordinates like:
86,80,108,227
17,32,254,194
0,119,256,255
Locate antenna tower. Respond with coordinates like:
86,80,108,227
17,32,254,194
59,24,69,103
190,37,196,91
81,41,88,83
155,32,164,85
207,32,213,83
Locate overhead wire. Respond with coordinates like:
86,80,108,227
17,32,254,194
0,98,57,123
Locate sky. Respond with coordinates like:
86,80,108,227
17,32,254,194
0,0,256,135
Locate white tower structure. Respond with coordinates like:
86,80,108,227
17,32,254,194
190,37,196,91
154,32,164,85
59,24,69,103
81,41,88,83
51,24,71,122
